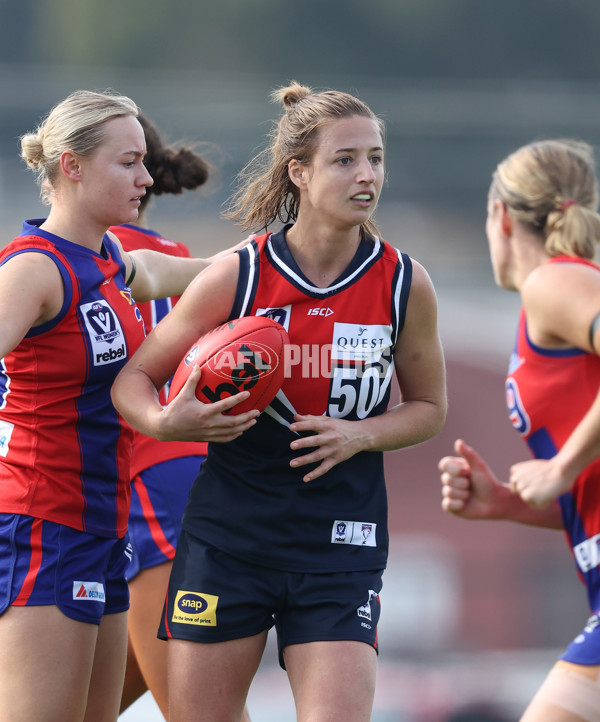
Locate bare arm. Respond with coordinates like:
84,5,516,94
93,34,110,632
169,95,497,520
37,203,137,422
0,252,64,357
290,259,447,481
439,439,564,530
110,253,259,443
109,232,252,303
367,259,447,449
508,262,600,507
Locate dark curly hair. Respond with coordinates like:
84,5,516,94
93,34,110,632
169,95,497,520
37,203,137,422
139,114,211,211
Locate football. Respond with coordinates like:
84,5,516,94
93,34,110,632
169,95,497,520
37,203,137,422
167,315,289,414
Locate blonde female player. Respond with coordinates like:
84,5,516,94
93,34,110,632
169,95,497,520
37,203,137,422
0,89,256,722
439,139,600,722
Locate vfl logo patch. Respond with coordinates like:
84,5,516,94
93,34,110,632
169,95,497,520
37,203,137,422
80,300,127,366
172,590,218,626
332,520,376,547
73,581,106,602
184,345,200,366
256,305,291,331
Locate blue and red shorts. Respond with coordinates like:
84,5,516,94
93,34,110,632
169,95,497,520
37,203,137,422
0,513,131,624
158,530,383,669
561,611,600,665
127,455,204,581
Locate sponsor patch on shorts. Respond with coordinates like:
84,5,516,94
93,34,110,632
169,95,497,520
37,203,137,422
357,589,379,622
331,520,376,547
171,590,218,626
72,581,106,602
0,420,14,458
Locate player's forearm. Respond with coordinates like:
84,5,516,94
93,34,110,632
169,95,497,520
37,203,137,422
360,398,447,453
552,390,600,482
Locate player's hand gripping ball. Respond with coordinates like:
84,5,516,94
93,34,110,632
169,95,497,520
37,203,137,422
168,316,289,414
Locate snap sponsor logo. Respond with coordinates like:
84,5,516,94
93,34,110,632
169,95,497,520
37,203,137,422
172,590,218,626
73,581,106,602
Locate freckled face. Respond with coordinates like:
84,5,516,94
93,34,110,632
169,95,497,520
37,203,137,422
299,115,384,229
77,115,153,228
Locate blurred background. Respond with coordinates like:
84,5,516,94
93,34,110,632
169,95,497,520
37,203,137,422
2,1,600,719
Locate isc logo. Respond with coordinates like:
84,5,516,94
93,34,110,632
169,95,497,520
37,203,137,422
307,307,333,317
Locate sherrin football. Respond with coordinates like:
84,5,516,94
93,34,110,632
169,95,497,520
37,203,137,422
167,316,289,414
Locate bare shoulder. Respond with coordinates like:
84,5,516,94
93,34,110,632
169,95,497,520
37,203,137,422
523,258,600,303
406,257,439,308
408,256,436,287
523,258,600,347
0,247,62,288
0,249,64,341
400,257,440,337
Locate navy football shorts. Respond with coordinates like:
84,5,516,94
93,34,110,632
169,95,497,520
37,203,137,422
127,455,205,581
158,529,383,669
0,513,131,624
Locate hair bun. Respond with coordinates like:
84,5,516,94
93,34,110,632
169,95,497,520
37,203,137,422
271,81,312,110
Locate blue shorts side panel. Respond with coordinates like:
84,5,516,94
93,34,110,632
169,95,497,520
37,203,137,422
561,612,600,665
0,513,131,624
127,456,204,580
